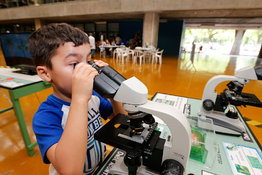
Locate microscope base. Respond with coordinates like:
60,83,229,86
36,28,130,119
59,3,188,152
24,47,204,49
108,150,159,175
198,112,246,136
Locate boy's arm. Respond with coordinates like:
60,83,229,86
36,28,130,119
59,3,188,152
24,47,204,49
46,63,98,175
108,99,128,120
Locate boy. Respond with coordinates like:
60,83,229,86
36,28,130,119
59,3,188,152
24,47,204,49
29,23,126,175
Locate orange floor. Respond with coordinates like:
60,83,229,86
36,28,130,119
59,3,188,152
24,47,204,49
0,51,262,174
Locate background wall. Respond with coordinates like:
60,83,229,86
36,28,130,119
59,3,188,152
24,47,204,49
119,21,143,46
158,20,185,56
0,33,33,66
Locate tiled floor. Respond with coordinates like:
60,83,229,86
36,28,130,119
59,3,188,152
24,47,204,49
0,51,261,174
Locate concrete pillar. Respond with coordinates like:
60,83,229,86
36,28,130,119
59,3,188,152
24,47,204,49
143,12,159,48
34,19,44,30
230,29,245,55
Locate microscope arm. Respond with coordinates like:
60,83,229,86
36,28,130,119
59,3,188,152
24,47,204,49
112,76,192,170
201,66,261,112
201,75,244,106
138,100,192,170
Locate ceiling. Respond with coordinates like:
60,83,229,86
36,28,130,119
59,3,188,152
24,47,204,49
1,5,262,30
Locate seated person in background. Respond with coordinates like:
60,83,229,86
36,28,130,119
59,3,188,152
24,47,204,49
105,39,111,46
108,36,115,45
130,34,139,49
115,34,122,45
111,40,116,46
28,23,127,175
104,39,111,57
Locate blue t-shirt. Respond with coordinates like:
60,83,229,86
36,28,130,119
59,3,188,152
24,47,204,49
32,91,113,174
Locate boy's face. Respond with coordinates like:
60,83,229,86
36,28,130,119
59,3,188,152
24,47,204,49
45,42,91,101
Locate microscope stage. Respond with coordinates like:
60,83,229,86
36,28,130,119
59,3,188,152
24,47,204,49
94,113,161,154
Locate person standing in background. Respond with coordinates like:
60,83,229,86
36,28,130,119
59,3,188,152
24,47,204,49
99,32,104,42
89,33,96,59
115,34,122,45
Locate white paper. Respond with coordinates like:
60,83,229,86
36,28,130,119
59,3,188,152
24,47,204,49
152,93,188,113
223,142,262,175
0,81,25,88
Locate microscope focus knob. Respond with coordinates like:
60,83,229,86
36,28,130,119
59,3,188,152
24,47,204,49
203,99,214,111
226,105,238,119
143,114,155,124
161,159,184,175
124,151,141,175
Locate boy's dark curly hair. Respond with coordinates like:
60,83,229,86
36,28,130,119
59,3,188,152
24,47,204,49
28,23,89,69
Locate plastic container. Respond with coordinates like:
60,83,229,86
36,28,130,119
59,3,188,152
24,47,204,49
187,115,218,169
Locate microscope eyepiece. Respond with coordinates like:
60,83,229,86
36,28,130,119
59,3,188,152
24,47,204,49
72,61,103,74
88,61,103,73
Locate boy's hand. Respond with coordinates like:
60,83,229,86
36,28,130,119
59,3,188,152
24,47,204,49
94,60,108,67
72,62,98,103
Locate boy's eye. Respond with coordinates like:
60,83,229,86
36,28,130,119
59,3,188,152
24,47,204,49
71,63,78,68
